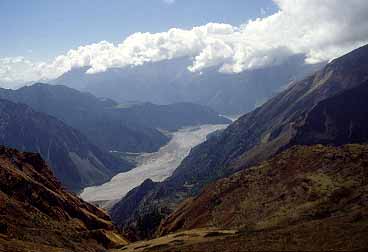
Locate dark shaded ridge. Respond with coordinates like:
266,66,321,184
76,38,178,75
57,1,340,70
0,83,230,153
290,80,368,146
0,98,131,191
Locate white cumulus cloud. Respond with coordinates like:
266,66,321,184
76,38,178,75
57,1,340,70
0,57,42,83
1,0,368,86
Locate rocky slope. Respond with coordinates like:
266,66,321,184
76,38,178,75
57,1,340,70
0,83,230,153
0,146,128,252
113,144,368,251
0,99,131,191
160,144,368,235
290,79,368,146
110,44,368,239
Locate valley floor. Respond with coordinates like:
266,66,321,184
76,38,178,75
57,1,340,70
80,124,227,205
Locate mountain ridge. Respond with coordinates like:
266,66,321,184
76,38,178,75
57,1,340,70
0,98,131,191
0,83,230,153
0,83,169,153
109,44,368,240
53,55,324,115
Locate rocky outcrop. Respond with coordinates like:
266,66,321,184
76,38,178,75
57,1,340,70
0,146,128,252
290,79,368,146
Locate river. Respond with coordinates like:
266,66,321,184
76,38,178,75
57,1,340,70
80,124,228,204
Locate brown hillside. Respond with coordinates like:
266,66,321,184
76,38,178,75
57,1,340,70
0,146,128,252
154,144,368,251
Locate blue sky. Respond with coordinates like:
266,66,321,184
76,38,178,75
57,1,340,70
1,1,367,85
0,0,276,61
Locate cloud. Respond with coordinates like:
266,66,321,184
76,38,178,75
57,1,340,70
1,0,368,85
0,57,41,83
163,0,175,4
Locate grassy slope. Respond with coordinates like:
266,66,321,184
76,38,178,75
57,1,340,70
112,144,368,251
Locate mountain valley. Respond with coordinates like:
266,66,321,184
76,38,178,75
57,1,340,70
109,44,368,241
1,3,368,250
